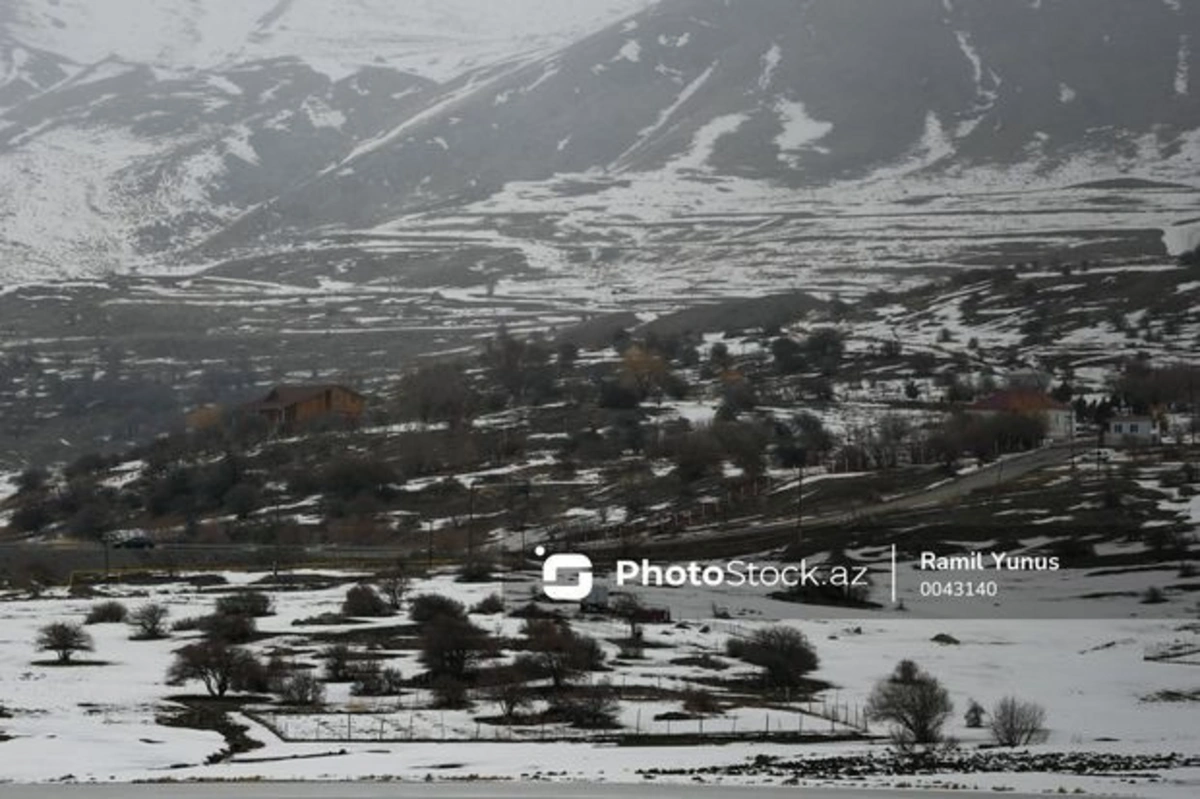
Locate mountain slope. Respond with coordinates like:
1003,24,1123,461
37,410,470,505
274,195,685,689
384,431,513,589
1,0,1198,283
0,0,652,82
204,0,1200,252
0,0,651,282
0,56,435,278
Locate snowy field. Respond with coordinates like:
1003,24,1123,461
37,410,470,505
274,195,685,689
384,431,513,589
0,567,1196,795
0,784,1083,799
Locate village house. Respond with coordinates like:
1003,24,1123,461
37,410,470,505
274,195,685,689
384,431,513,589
1105,415,1159,447
242,384,366,431
966,389,1076,441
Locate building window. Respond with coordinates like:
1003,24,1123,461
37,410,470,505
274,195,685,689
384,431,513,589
1113,423,1123,433
1129,423,1138,433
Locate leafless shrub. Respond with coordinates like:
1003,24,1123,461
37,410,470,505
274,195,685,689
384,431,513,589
129,603,170,640
279,673,326,706
166,639,256,697
85,601,128,625
989,696,1047,746
36,622,94,664
865,660,954,749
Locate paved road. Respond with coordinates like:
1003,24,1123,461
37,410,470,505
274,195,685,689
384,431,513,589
577,441,1083,560
0,783,1052,799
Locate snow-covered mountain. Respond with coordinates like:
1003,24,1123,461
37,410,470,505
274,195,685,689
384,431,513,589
211,0,1200,241
1,0,1198,283
1,0,652,82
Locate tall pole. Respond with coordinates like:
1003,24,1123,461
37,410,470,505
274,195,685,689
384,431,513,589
520,481,530,557
1190,374,1197,446
795,455,805,557
467,484,476,560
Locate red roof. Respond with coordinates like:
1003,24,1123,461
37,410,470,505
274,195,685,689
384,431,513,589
968,389,1069,413
245,384,362,411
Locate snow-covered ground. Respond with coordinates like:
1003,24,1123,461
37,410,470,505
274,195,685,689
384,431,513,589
0,567,1197,794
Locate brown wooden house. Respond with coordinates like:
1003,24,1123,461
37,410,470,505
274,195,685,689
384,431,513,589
243,384,365,430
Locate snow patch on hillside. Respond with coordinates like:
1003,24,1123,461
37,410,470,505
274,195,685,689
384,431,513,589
1162,219,1200,256
520,62,560,95
954,28,999,136
0,125,166,279
865,111,955,181
335,60,531,168
65,59,138,90
222,125,259,165
301,97,347,130
613,61,718,170
672,112,748,171
1176,35,1191,96
205,74,243,96
774,99,833,164
758,43,781,91
615,39,641,63
0,44,36,91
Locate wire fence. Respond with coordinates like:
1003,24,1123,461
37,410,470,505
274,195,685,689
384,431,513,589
247,704,870,745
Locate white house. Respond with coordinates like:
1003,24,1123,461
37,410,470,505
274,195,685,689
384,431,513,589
1105,416,1159,446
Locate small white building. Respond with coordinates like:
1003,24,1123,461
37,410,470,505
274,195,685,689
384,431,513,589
1106,416,1159,446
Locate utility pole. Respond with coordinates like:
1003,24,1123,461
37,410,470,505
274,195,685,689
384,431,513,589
518,481,531,556
1190,374,1197,446
426,520,434,571
467,483,477,560
794,448,806,557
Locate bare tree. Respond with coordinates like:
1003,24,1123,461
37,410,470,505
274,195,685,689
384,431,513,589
378,561,412,611
990,696,1047,746
129,603,170,640
409,593,467,626
84,600,128,625
279,672,326,707
166,639,255,697
397,363,478,426
321,644,354,682
726,626,819,689
419,614,489,681
965,699,986,728
36,622,94,664
550,680,621,729
682,688,721,716
342,584,392,617
482,665,532,720
516,619,605,690
865,660,954,749
612,593,644,639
